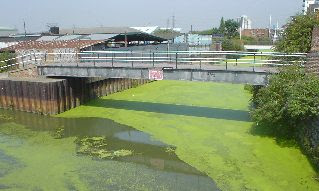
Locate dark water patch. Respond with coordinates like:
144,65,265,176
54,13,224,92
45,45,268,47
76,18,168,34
0,109,219,190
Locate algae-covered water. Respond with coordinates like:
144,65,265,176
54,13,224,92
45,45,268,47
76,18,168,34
1,80,319,191
0,109,218,191
58,80,319,191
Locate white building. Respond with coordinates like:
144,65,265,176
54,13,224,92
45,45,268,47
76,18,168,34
238,15,252,30
303,0,319,14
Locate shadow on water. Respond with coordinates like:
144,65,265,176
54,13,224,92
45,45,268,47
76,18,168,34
0,109,220,191
87,99,251,122
249,123,299,148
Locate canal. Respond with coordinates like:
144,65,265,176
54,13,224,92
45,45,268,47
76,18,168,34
0,80,319,190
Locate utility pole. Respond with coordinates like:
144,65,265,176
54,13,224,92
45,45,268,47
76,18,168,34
172,15,175,30
23,20,27,37
269,15,272,38
191,25,193,33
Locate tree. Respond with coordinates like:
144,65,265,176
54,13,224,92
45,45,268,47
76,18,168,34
275,14,319,53
219,17,225,35
224,19,240,38
194,28,220,35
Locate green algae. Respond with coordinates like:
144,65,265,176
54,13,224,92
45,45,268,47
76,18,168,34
0,114,13,121
58,80,319,191
0,121,214,191
52,127,65,139
75,136,133,159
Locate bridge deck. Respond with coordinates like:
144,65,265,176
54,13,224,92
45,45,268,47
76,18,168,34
38,61,276,85
42,61,278,73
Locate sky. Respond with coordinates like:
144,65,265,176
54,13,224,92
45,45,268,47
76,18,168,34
0,0,302,33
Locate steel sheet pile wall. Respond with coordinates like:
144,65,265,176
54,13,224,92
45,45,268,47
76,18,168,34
0,78,149,115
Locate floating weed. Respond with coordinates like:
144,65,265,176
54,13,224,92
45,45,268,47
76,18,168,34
165,147,176,155
0,114,13,121
52,127,65,139
75,137,133,160
113,150,133,158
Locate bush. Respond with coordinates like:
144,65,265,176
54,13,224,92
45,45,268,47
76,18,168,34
222,38,245,58
0,51,15,72
251,65,319,137
275,14,319,53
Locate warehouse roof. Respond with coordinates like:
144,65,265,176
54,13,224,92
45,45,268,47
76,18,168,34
111,32,166,42
59,27,139,35
4,40,104,50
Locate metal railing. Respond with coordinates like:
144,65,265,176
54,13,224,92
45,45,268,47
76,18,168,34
0,50,307,73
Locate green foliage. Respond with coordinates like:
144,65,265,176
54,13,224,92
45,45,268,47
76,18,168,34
193,17,239,38
275,14,319,53
0,51,15,72
224,19,240,38
251,65,319,137
194,28,220,35
219,17,226,34
242,36,273,45
222,38,244,51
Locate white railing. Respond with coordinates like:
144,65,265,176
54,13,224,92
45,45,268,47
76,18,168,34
0,51,307,72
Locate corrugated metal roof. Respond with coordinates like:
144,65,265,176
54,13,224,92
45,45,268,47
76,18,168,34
36,36,61,41
81,34,116,40
55,35,83,41
59,27,139,35
4,40,104,51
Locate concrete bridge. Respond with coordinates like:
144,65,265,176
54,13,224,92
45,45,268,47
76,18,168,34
3,51,307,85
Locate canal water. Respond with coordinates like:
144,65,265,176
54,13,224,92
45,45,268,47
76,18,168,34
0,109,219,191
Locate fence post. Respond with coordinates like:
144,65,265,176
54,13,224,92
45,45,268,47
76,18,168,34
226,58,228,70
131,51,134,68
176,53,178,69
253,53,256,72
150,50,152,65
200,52,202,70
93,53,96,67
112,53,114,67
152,52,155,67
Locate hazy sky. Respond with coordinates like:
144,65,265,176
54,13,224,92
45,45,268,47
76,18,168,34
0,0,301,33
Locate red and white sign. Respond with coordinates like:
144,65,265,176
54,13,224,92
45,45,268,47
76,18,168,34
149,69,164,80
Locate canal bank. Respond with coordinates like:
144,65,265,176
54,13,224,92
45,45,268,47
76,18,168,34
0,77,150,115
58,80,319,191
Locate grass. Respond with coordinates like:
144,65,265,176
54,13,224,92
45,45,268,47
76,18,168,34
58,80,319,191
